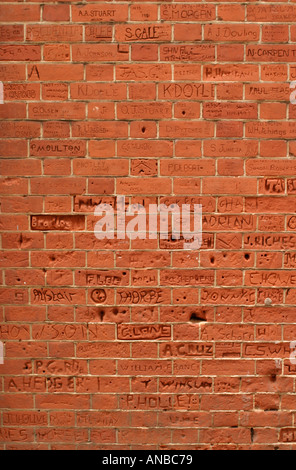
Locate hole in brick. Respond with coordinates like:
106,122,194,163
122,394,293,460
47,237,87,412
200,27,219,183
99,310,105,322
270,374,277,382
250,428,255,443
245,253,250,260
182,111,186,116
190,312,207,323
113,308,119,316
210,257,215,264
142,127,146,134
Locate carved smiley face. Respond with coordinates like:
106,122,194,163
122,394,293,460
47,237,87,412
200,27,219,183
91,289,107,304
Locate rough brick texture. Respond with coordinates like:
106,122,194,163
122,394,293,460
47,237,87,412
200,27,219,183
1,0,296,451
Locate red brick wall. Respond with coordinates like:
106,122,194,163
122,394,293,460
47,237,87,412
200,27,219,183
1,0,296,450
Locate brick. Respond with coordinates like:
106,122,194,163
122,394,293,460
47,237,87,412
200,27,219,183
174,24,202,42
117,102,172,120
0,122,40,138
0,64,26,81
30,178,86,195
41,83,68,102
159,82,214,100
88,104,115,120
174,65,201,81
27,25,80,42
205,24,259,42
29,103,85,121
116,178,171,195
247,45,296,62
203,102,257,120
218,4,245,21
4,84,40,102
247,5,296,22
203,64,259,81
71,83,126,100
0,196,43,214
118,140,172,158
43,5,70,22
44,44,70,62
115,24,171,42
161,4,215,21
72,5,128,23
261,102,286,120
86,65,114,82
72,44,129,62
204,140,258,158
0,46,41,61
30,140,86,157
43,122,70,138
217,159,244,176
43,160,71,176
85,25,113,42
0,140,28,158
130,4,158,22
217,83,243,100
161,159,215,176
174,102,200,120
130,121,157,138
159,121,214,138
73,159,129,176
72,122,128,139
0,159,41,176
0,25,24,42
160,44,215,62
131,44,158,62
263,25,289,43
0,5,40,22
28,64,84,81
217,44,244,61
